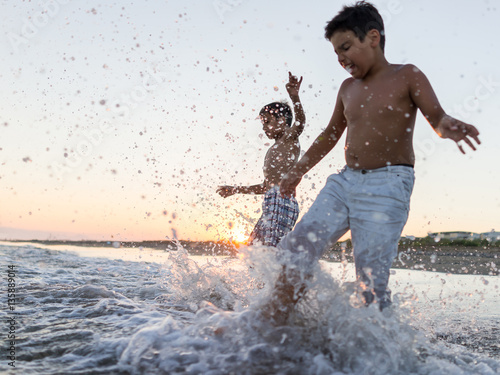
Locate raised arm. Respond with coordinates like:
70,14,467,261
407,64,480,153
280,88,347,197
216,183,267,198
285,72,305,139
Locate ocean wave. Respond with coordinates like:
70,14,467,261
1,244,498,375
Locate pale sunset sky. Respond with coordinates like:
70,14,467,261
1,0,498,242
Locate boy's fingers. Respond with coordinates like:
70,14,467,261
463,137,476,151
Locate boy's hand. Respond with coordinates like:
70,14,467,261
286,72,303,99
279,171,302,198
436,115,481,154
216,185,236,198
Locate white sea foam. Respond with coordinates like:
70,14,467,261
1,243,498,374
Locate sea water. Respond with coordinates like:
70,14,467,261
0,242,498,375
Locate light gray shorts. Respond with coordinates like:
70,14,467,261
277,165,415,298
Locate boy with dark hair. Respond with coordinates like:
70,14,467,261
217,72,306,246
324,1,386,51
266,1,480,323
260,102,294,128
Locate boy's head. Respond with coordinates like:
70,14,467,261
259,102,293,140
324,1,385,52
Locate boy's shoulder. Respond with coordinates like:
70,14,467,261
394,63,422,75
339,63,422,91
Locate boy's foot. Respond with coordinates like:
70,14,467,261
378,295,392,311
261,268,307,326
363,289,392,311
362,290,375,306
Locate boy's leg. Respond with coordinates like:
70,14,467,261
348,166,415,310
277,172,351,272
248,188,274,246
265,172,351,323
248,215,266,245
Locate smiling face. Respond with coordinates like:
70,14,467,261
260,112,287,140
330,29,377,79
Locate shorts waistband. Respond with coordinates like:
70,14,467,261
265,185,298,200
344,164,414,175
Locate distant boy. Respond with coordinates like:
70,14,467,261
267,1,480,321
217,72,306,247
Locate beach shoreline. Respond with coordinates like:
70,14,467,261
2,239,498,276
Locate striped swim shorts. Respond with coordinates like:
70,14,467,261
248,185,299,247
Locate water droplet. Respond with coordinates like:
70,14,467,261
307,232,318,242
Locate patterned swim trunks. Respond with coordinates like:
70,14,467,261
248,186,299,247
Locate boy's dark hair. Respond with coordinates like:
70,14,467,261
259,102,293,127
324,1,385,52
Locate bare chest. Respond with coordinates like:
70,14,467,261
263,140,300,180
342,80,412,125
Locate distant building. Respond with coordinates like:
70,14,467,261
427,231,476,240
480,230,500,242
427,230,500,243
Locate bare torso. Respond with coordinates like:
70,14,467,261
341,64,417,169
263,137,301,188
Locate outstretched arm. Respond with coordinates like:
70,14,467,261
280,89,347,197
216,183,267,198
407,65,481,153
285,72,305,139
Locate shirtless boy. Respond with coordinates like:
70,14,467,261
217,72,306,246
266,1,480,321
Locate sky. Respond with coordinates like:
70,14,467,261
0,0,499,242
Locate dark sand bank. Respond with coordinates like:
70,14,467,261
4,239,499,275
325,245,499,276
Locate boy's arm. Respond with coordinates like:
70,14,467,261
216,183,267,198
285,72,306,139
407,65,480,153
280,89,347,197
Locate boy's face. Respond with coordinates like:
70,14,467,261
260,113,287,140
330,30,375,79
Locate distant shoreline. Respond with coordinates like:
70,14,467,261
1,239,239,256
3,239,499,276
